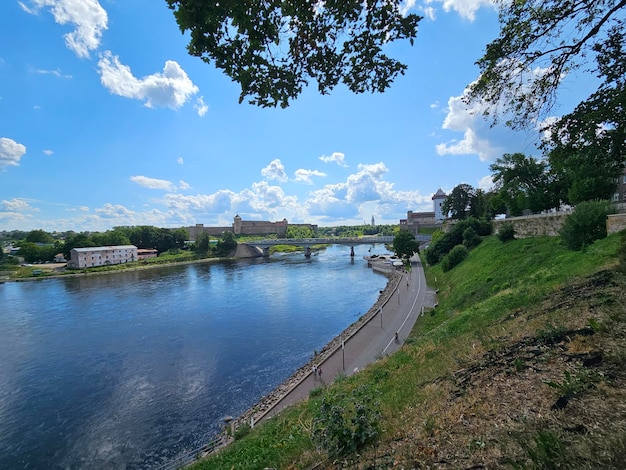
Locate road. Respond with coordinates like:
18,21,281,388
258,254,432,422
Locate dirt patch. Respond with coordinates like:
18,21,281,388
330,270,626,469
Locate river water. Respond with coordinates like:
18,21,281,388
0,244,390,469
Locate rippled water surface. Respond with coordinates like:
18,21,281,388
0,244,389,469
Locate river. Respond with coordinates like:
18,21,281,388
0,244,390,469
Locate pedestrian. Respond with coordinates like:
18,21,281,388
318,367,322,379
395,331,399,342
312,365,317,379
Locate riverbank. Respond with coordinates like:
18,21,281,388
177,267,409,467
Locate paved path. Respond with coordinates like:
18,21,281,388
258,254,431,423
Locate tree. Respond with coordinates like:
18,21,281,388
490,153,558,215
468,0,626,128
216,231,238,256
25,229,54,244
166,0,422,108
559,200,614,250
392,230,420,258
442,184,475,220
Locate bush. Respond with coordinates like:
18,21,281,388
463,227,482,249
497,222,516,243
441,244,468,272
559,200,614,251
425,218,490,265
312,385,381,458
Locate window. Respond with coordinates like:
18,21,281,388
612,193,619,202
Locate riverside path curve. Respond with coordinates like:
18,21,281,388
253,252,434,424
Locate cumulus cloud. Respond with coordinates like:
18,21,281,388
2,198,32,212
261,159,288,182
294,169,326,184
43,149,54,155
178,180,191,190
130,175,175,191
25,0,108,58
0,137,27,169
477,174,494,191
95,203,134,218
177,157,184,165
319,152,348,167
98,52,199,109
435,87,519,161
426,0,496,21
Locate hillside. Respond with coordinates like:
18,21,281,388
193,233,626,469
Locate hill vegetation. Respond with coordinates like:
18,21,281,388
192,230,626,469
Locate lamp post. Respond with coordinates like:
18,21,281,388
341,340,345,374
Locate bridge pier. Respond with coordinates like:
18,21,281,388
305,247,311,258
350,246,355,257
262,247,270,257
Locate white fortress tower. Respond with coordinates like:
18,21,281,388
432,188,447,221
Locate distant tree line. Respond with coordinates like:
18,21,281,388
3,226,189,264
317,224,397,237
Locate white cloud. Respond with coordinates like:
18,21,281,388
179,180,191,190
130,175,175,191
95,203,134,218
2,198,32,212
319,152,348,167
195,96,208,117
34,68,72,79
294,169,326,184
177,157,184,165
98,51,199,110
426,0,496,21
28,0,108,58
43,149,54,155
477,174,494,191
261,159,288,182
0,137,27,169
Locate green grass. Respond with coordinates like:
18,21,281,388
189,232,624,469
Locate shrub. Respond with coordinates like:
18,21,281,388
497,222,516,243
426,218,490,265
463,226,482,249
559,200,614,251
312,385,381,458
441,245,468,272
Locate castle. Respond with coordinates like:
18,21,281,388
399,188,447,236
186,215,318,241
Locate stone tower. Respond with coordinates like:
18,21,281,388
233,214,242,235
432,188,447,221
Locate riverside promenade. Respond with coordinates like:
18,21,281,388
243,253,434,426
172,254,436,469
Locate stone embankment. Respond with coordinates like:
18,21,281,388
223,269,403,437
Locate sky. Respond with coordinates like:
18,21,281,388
0,0,579,232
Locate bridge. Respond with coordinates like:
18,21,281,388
244,234,430,257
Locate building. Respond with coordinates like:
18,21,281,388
186,216,317,241
137,248,158,260
68,245,138,269
399,189,447,236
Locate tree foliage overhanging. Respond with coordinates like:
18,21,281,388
468,0,626,128
165,0,421,107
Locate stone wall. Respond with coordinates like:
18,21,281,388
607,213,626,235
491,212,571,238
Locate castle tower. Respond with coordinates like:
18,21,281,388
432,188,447,221
233,214,242,235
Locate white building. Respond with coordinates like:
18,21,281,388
68,245,138,269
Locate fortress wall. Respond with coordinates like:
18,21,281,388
607,213,626,235
492,212,571,238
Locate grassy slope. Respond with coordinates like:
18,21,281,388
193,234,626,469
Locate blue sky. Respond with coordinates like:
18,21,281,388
0,0,569,232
